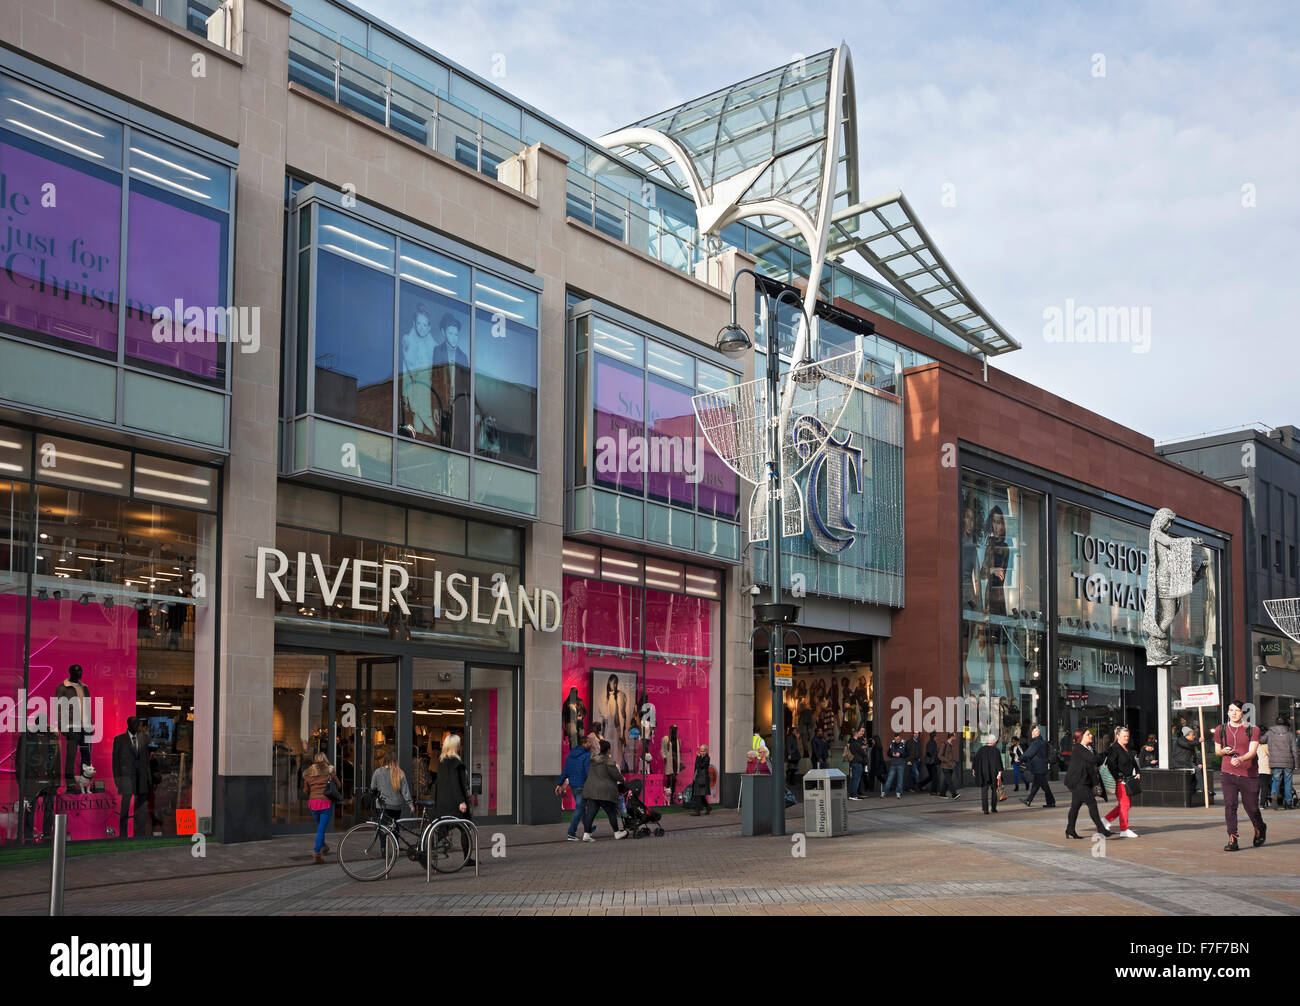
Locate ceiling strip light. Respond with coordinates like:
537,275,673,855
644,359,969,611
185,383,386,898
4,118,104,158
7,97,106,137
129,166,210,200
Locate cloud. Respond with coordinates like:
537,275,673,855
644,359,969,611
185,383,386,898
349,0,1299,438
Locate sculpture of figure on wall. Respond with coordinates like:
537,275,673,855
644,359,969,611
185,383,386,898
1142,507,1206,666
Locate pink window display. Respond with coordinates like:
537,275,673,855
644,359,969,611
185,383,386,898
560,573,717,809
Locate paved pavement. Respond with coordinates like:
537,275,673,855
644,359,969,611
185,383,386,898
3,791,1298,915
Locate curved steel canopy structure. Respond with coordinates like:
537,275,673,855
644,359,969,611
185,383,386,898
600,45,1018,356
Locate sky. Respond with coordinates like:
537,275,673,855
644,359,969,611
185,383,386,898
358,0,1300,443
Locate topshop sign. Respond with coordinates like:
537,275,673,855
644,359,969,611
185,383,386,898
255,547,561,631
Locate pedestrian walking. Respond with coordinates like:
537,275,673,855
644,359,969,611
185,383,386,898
1010,735,1026,791
301,752,341,864
905,731,921,791
556,732,594,841
1103,725,1141,837
581,739,627,841
1258,739,1272,809
869,735,886,793
690,744,712,816
784,726,801,786
925,731,940,794
434,734,475,865
848,727,868,799
938,732,960,799
972,734,1003,814
1020,724,1056,808
1064,728,1112,840
371,746,412,824
882,733,907,798
1213,700,1265,851
1264,715,1297,809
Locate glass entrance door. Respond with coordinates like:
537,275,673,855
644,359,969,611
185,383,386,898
468,664,515,820
412,659,467,801
334,654,399,825
271,652,330,828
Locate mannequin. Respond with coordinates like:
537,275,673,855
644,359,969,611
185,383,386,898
661,725,681,804
562,687,587,752
19,712,60,842
431,312,470,451
53,664,92,786
399,302,442,440
639,692,656,771
112,716,151,839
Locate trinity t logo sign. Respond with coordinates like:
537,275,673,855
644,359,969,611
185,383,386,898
798,416,863,554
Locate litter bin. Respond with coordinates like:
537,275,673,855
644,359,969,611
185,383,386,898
802,768,848,837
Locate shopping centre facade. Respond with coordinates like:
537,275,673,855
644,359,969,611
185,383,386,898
0,0,1246,844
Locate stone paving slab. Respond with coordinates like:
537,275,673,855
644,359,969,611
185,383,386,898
4,793,1298,916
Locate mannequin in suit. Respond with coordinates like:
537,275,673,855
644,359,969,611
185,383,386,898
112,717,152,839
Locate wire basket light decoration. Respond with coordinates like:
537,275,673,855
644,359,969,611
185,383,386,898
1264,598,1300,644
693,348,863,543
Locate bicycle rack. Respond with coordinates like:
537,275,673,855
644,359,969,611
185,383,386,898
423,816,479,883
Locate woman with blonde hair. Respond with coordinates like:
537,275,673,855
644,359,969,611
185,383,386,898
369,746,412,825
433,733,475,866
301,752,341,864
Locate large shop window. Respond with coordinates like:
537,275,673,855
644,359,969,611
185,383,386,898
1055,499,1221,757
559,542,721,809
0,427,218,845
0,73,232,384
570,309,742,560
958,471,1048,769
290,193,540,515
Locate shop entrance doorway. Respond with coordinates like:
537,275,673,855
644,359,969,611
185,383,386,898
334,654,398,826
271,647,518,832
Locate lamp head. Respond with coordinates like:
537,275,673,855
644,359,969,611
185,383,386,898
715,322,753,358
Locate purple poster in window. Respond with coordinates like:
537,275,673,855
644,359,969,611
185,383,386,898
646,375,696,507
698,436,739,519
0,140,120,354
124,188,226,380
593,355,645,494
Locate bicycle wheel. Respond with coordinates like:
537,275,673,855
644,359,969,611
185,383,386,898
427,819,471,874
338,821,398,881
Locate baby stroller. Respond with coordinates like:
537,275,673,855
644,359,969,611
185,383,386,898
621,779,665,838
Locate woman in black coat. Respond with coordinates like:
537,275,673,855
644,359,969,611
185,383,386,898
1065,728,1112,840
868,735,886,792
690,744,712,816
434,733,475,865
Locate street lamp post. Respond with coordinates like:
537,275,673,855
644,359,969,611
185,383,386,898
715,268,816,836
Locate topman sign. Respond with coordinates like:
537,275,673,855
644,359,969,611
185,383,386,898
255,547,561,631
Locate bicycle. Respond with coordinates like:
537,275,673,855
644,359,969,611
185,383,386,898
337,791,472,881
